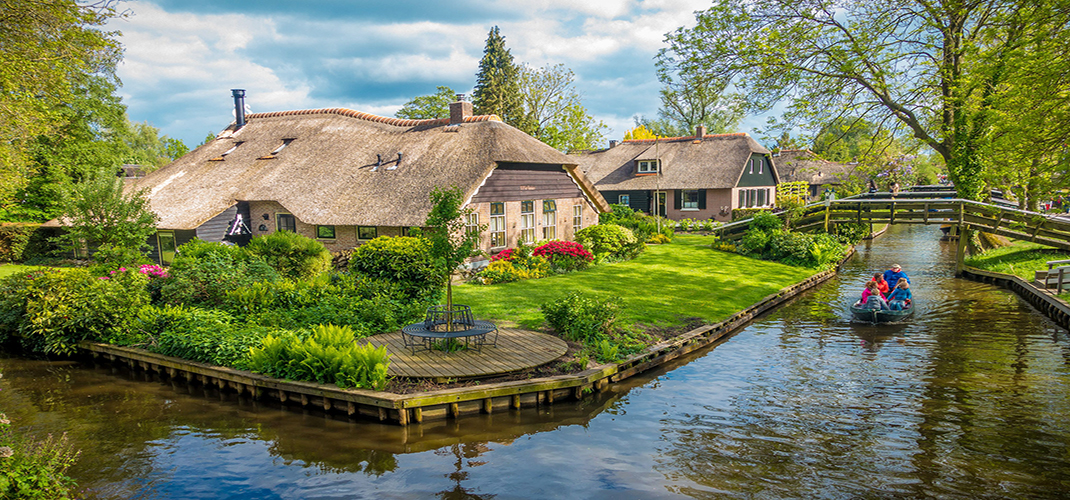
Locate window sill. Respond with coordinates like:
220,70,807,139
680,208,700,211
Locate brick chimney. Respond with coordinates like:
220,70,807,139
695,124,707,138
609,140,618,148
449,94,472,124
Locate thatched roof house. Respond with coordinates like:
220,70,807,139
576,127,779,221
775,149,854,198
133,94,609,264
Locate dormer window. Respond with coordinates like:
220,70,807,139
637,160,659,174
271,138,295,155
210,141,243,161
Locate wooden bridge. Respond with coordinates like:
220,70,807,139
716,194,1070,271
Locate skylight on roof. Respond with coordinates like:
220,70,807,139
222,141,242,156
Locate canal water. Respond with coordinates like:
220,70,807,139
2,225,1069,498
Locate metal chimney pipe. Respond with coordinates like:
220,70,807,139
232,89,246,129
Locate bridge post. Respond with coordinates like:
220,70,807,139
824,200,830,232
956,202,966,275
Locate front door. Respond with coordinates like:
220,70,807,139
653,191,667,217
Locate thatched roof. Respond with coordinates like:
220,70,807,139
776,149,854,185
576,132,774,190
131,108,605,230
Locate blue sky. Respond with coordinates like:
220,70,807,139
109,0,769,148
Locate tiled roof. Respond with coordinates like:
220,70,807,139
244,108,500,127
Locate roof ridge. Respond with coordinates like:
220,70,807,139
244,108,501,127
621,132,748,144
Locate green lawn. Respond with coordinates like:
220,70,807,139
0,264,41,279
965,240,1070,280
452,234,819,331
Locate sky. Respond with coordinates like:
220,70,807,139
107,0,772,149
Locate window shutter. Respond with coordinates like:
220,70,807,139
698,189,707,210
674,190,681,210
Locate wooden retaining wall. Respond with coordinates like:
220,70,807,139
80,252,852,427
960,267,1070,329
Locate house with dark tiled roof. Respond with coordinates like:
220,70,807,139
576,126,779,221
775,149,854,199
131,91,609,265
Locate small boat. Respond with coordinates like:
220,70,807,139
850,301,915,323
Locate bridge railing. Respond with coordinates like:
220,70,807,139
716,197,1070,251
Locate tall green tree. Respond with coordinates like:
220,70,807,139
651,63,742,136
516,64,606,151
661,0,1070,201
395,86,456,120
472,27,523,125
0,0,123,204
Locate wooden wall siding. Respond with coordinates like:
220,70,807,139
736,154,777,188
470,169,583,203
599,190,651,213
195,204,237,243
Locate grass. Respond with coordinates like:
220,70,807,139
452,234,820,331
964,240,1070,280
0,263,41,279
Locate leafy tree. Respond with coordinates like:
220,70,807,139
472,26,523,126
421,186,485,318
515,64,606,151
661,0,1070,201
118,119,189,170
58,166,160,260
0,0,123,205
622,125,659,141
396,86,456,120
652,62,743,135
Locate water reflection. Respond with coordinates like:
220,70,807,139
1,225,1069,498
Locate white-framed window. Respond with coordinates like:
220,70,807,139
749,158,755,174
738,190,745,207
542,200,557,240
758,157,763,174
490,202,506,248
466,212,480,236
637,160,659,174
619,194,630,205
520,200,536,243
156,231,176,266
682,190,700,210
573,204,583,231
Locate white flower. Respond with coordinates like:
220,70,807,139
0,447,13,458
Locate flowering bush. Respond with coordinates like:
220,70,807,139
0,402,81,499
473,254,551,284
533,241,593,272
490,248,515,262
138,264,169,279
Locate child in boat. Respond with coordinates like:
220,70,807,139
887,278,912,310
871,273,889,294
861,280,889,310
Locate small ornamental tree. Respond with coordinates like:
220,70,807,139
59,166,160,262
422,186,486,324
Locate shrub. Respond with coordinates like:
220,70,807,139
247,324,391,390
750,211,784,232
831,221,871,243
532,241,593,272
473,254,552,284
348,236,440,301
245,231,331,281
0,409,80,500
0,268,149,354
648,233,671,244
160,239,279,306
122,305,270,369
0,223,49,263
541,292,621,343
575,224,638,260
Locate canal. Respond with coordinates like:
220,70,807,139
2,225,1069,498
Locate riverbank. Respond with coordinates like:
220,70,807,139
78,241,854,426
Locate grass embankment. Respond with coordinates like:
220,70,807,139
965,240,1070,281
0,264,40,278
453,234,819,332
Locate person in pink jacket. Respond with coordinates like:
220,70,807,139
860,280,889,310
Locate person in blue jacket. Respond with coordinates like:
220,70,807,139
887,278,912,310
883,264,910,286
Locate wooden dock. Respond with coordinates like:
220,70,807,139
365,328,567,380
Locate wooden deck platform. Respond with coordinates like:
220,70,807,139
365,328,568,380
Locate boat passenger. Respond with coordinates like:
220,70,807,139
883,264,910,285
887,278,912,310
861,281,889,310
871,273,889,294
